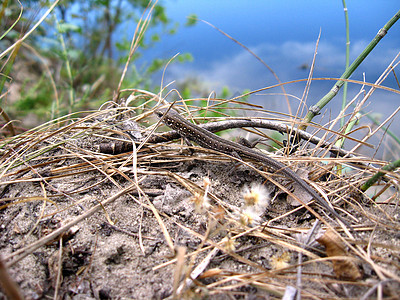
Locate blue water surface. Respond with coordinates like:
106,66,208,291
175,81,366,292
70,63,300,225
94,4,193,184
154,0,399,92
120,1,400,156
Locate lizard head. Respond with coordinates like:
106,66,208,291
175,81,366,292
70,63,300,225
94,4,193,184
154,107,176,128
154,108,166,119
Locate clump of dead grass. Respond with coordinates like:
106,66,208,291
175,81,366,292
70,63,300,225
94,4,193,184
0,92,399,298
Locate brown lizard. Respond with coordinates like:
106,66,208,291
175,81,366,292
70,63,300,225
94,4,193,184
155,107,351,229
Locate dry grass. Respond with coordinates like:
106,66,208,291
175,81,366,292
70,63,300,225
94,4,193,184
0,92,399,298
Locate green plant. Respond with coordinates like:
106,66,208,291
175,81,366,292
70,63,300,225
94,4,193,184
0,0,194,130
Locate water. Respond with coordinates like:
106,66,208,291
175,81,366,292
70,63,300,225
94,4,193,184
121,1,400,158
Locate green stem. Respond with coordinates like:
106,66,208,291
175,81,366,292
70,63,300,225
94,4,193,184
0,0,23,41
0,41,21,136
340,0,350,129
301,9,400,130
335,0,351,154
360,159,400,192
55,17,75,114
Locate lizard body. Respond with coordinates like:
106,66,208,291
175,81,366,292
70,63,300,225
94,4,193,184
155,108,350,228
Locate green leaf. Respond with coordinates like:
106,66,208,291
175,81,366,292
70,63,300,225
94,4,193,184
241,89,250,102
151,33,160,42
67,49,81,60
177,53,193,63
153,5,168,24
181,87,192,99
185,14,198,26
220,86,231,99
58,22,82,34
147,58,164,73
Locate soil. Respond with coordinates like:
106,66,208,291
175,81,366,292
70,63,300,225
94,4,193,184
0,107,399,299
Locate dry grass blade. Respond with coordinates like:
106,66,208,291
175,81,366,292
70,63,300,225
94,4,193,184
114,1,157,101
0,0,61,60
0,255,23,300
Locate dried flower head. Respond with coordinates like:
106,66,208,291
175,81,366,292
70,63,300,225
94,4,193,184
270,252,291,270
203,176,211,188
203,177,211,200
190,192,210,213
238,206,262,227
242,183,270,209
222,236,238,252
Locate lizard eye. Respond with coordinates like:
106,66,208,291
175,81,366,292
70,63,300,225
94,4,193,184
155,110,164,118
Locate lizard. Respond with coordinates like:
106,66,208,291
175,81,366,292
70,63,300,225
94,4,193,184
154,107,351,229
